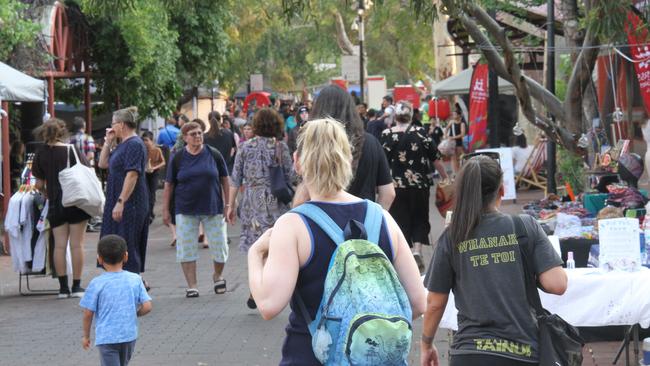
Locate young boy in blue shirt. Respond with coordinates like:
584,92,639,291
80,235,152,366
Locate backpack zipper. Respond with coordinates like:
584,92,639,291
344,314,412,357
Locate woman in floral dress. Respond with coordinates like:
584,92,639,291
381,101,448,274
227,108,294,308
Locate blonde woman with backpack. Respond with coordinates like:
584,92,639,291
248,118,425,365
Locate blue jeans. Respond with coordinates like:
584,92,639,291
97,340,136,366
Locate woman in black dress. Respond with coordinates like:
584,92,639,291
98,107,150,284
32,118,90,298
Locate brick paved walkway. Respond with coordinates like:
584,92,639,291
0,189,633,365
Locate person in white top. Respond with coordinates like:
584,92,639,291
511,134,534,175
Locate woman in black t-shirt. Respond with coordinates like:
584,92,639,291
32,118,91,299
420,156,567,366
204,111,236,173
294,85,394,209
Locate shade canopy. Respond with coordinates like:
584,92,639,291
0,62,45,102
431,67,515,97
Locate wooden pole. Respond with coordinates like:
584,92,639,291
2,101,11,252
47,76,55,117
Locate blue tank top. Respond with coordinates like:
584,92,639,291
280,200,394,365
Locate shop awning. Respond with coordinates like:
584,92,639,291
431,67,515,97
0,62,45,102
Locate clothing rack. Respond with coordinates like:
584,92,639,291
14,153,58,296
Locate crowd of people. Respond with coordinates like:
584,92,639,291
20,85,566,366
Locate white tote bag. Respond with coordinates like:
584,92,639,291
59,145,105,217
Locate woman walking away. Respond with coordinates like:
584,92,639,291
446,109,466,174
204,111,236,174
227,108,294,308
162,122,230,298
32,118,91,298
248,118,425,365
381,101,448,274
294,85,395,209
141,131,165,223
98,107,151,287
421,155,568,366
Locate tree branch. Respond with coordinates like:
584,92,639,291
460,3,575,148
333,10,355,56
564,25,599,134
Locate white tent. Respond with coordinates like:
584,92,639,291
0,62,45,102
431,68,515,97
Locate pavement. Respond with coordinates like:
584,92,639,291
0,188,634,365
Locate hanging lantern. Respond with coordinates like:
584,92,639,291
577,133,589,149
428,98,450,120
613,107,624,123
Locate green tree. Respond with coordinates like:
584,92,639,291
81,0,234,117
0,0,40,63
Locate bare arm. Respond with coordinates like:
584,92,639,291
376,183,396,211
162,182,173,226
119,171,138,203
97,144,112,169
137,301,152,317
248,214,302,320
81,309,94,349
112,171,138,222
384,211,426,318
538,266,567,295
420,291,448,366
220,176,230,213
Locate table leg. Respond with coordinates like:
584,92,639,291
633,324,640,365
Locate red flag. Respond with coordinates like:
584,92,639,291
626,11,650,114
468,64,489,151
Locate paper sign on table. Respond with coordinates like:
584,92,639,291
597,218,642,272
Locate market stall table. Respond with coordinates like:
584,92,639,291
433,268,650,365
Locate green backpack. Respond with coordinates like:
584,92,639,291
292,200,413,365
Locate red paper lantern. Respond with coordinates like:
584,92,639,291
428,98,450,120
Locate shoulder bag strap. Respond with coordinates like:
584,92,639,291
512,214,544,314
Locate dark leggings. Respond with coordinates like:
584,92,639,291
145,171,158,220
450,354,537,366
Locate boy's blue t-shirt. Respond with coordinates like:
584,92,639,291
165,147,228,216
79,271,151,345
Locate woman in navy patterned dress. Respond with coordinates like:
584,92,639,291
98,107,150,280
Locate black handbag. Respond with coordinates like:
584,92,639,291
512,215,584,366
269,141,294,205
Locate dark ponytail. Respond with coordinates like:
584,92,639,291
448,156,503,245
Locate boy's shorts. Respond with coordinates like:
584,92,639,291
97,340,135,366
175,214,228,263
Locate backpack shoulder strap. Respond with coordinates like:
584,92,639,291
364,200,384,244
171,150,183,184
291,203,345,246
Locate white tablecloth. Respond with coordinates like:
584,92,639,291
437,268,650,330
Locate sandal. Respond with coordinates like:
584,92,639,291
246,294,257,309
213,279,227,294
185,288,199,298
170,239,176,247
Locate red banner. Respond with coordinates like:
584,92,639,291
626,11,650,114
468,63,489,151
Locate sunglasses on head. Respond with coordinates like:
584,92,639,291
461,151,501,165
